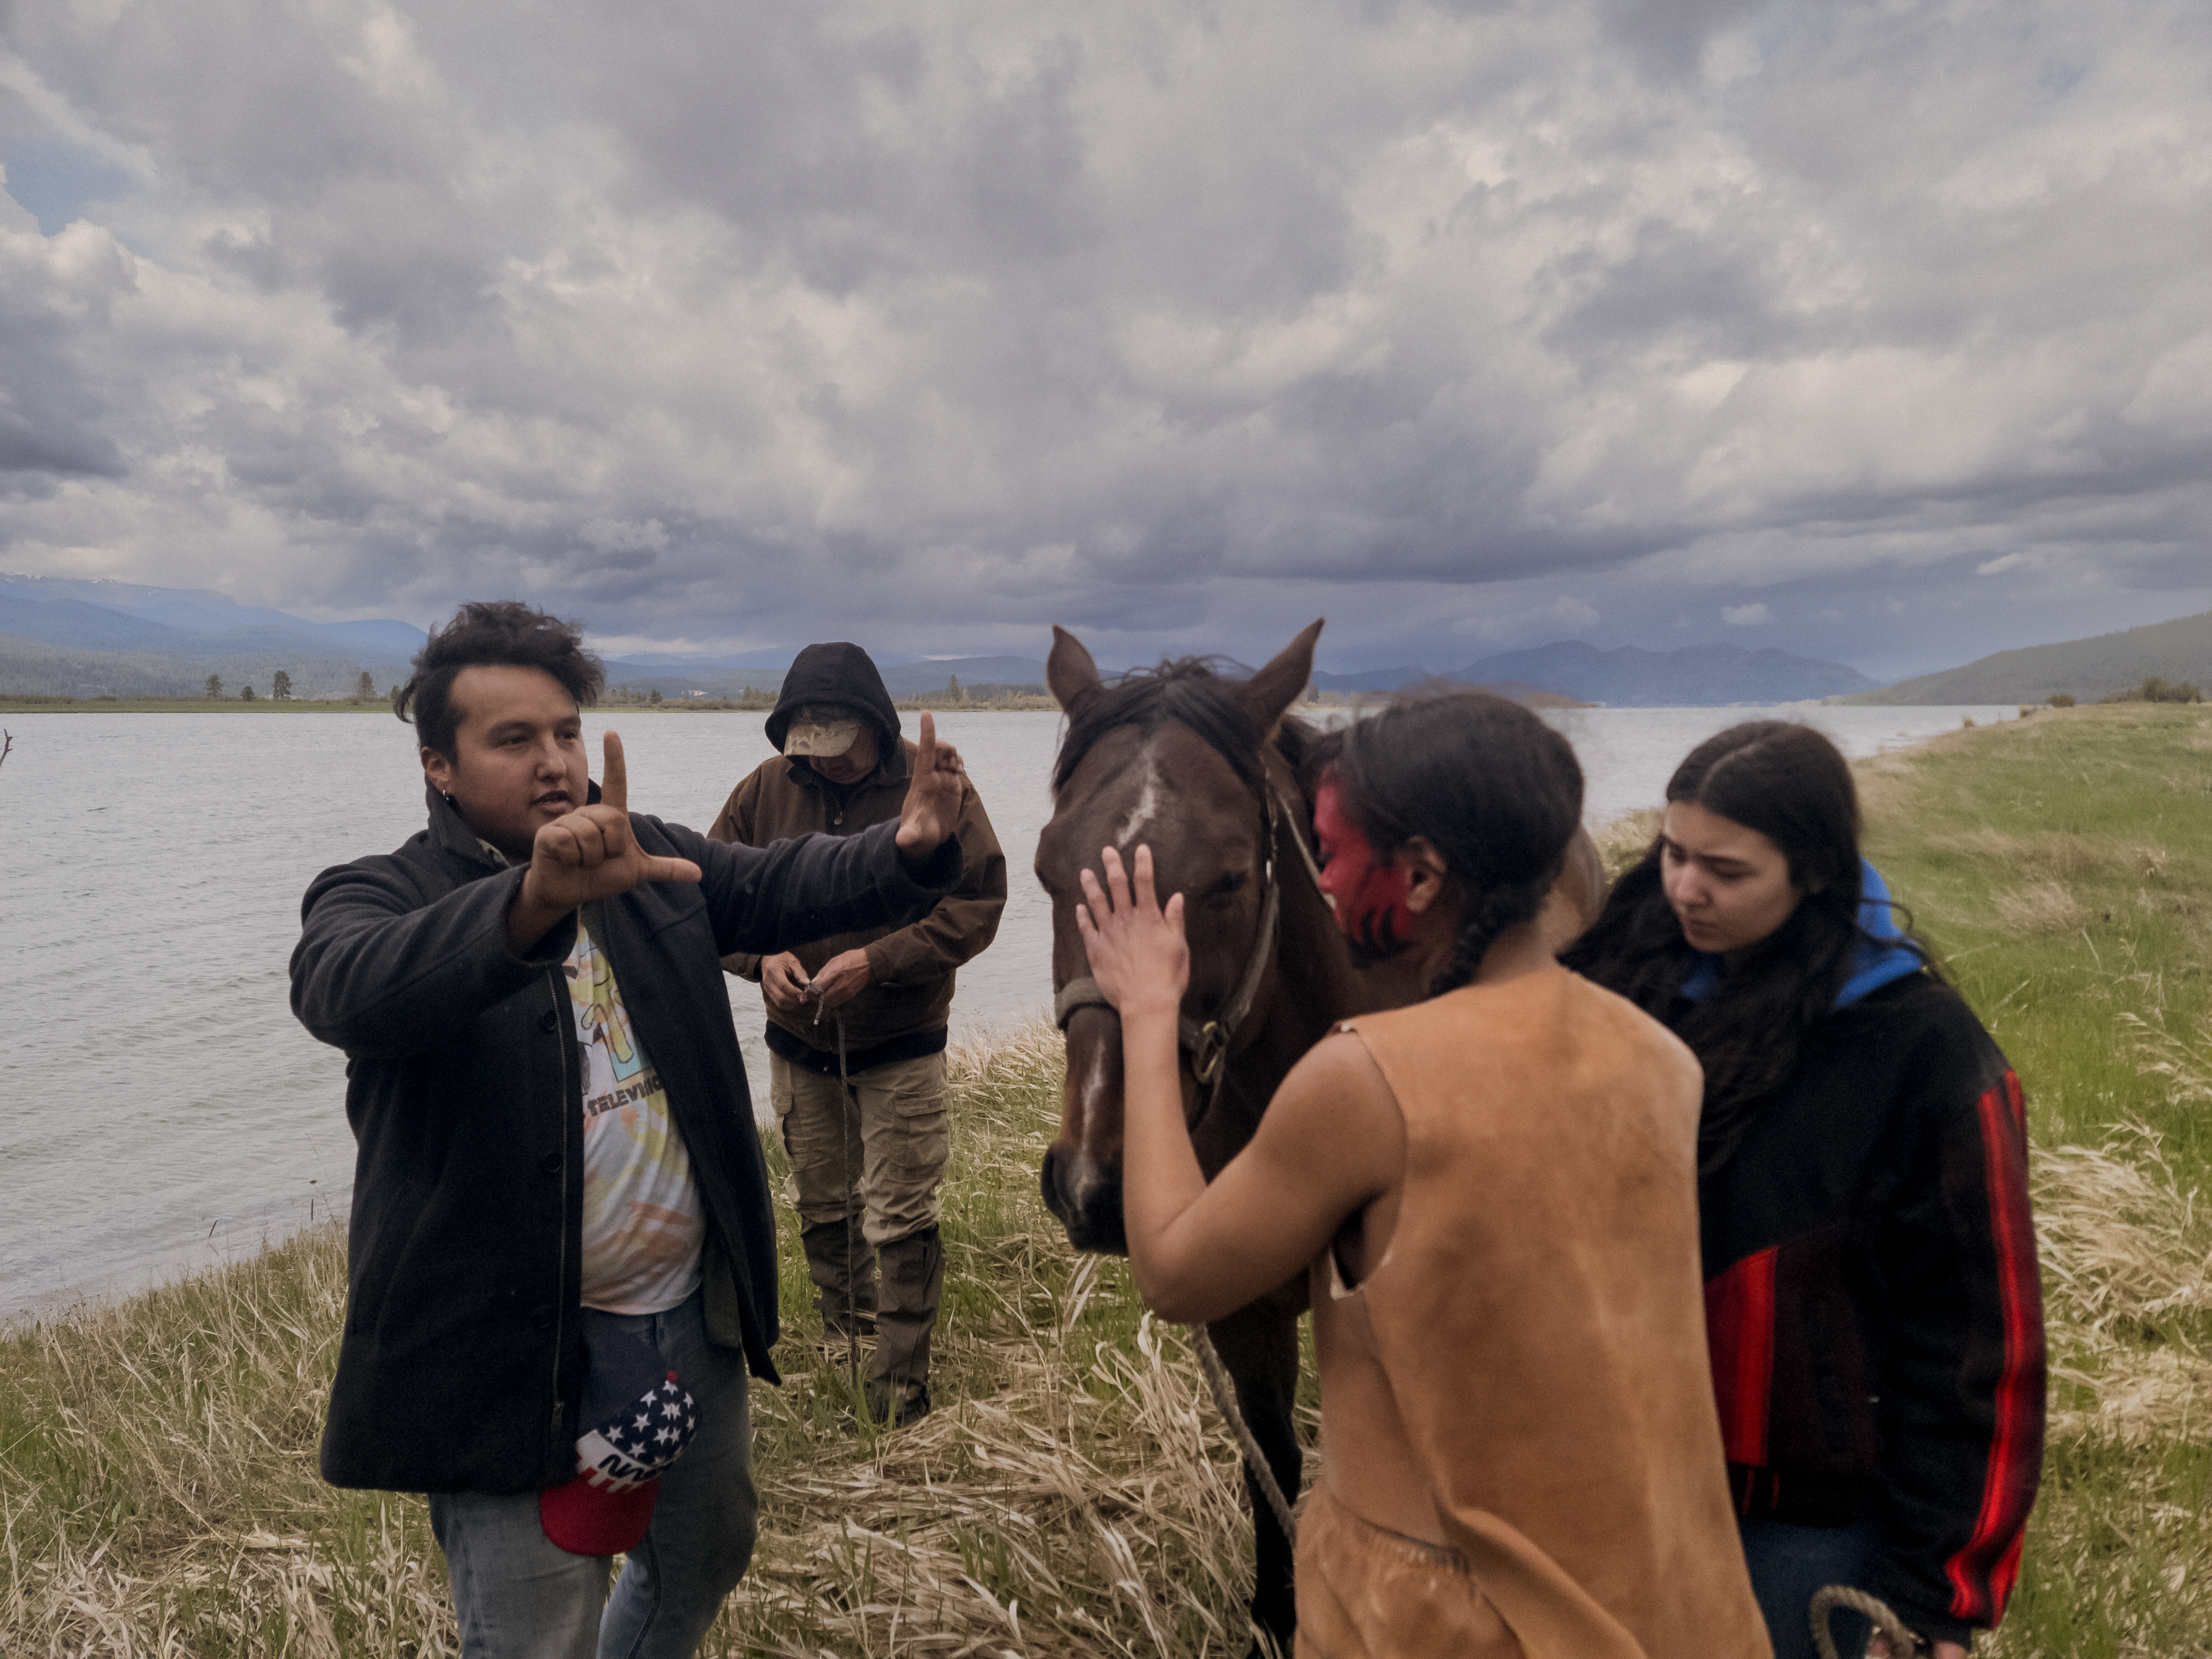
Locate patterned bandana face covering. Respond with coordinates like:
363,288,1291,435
1313,776,1415,966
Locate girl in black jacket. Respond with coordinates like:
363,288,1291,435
1566,722,2045,1659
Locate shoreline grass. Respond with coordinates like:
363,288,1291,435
6,704,2210,1655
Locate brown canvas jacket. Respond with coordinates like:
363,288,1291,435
709,739,1005,1053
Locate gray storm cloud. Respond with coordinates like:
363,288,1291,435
1,0,2208,680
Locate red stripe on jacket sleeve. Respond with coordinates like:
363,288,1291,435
1947,1073,2043,1623
1704,1247,1777,1468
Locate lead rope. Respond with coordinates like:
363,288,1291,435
813,989,863,1404
838,1010,860,1402
1810,1586,1924,1659
1192,1326,1298,1547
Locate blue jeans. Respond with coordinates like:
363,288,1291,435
1739,1517,1887,1659
429,1290,758,1659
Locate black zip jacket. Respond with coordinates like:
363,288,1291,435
290,782,958,1494
1699,972,2045,1647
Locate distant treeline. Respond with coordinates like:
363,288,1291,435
0,633,405,703
2095,676,2202,704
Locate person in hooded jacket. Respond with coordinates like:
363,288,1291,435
709,643,1006,1425
1564,722,2044,1659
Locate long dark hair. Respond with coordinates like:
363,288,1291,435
1564,721,1911,1170
1311,692,1583,998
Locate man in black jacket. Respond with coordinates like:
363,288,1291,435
291,602,968,1659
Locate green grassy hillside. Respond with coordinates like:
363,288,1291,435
1845,609,2212,706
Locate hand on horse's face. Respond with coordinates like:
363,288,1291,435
1076,846,1188,1022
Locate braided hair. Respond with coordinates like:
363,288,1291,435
1316,692,1584,998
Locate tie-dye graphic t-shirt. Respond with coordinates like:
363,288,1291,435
566,915,705,1314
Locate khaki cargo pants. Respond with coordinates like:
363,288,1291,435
770,1050,950,1419
768,1050,948,1243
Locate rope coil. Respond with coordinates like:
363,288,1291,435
1810,1585,1924,1659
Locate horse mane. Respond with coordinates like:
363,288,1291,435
1053,656,1314,798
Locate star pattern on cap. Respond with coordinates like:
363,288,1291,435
598,1379,698,1472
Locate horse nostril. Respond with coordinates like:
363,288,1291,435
1040,1146,1065,1219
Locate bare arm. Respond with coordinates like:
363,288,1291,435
1078,846,1403,1324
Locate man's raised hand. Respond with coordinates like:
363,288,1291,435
894,711,967,868
508,733,700,952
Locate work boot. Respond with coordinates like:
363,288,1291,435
798,1217,879,1344
866,1225,943,1426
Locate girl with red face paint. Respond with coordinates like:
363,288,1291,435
1311,774,1416,965
1074,691,1772,1659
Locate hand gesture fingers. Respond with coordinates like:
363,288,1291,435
895,711,968,861
521,735,698,913
600,732,629,815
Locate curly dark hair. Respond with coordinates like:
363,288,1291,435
1563,721,1928,1172
1306,692,1583,998
397,601,606,758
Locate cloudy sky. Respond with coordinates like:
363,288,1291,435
2,0,2207,681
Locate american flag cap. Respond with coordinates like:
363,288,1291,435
540,1319,701,1557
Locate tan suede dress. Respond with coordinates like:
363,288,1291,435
1300,967,1771,1659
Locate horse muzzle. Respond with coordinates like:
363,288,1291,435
1040,1144,1129,1256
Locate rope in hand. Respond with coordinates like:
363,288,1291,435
1810,1585,1925,1659
1191,1325,1298,1547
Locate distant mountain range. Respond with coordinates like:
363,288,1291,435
0,573,1884,705
0,575,1085,702
1308,642,1878,706
1841,609,2212,705
0,575,430,699
13,570,2196,709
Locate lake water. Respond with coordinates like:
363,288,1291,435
1,701,2018,1320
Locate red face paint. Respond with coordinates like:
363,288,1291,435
1313,775,1415,963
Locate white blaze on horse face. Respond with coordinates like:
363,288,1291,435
1083,1039,1112,1132
1113,747,1162,847
1065,1037,1116,1198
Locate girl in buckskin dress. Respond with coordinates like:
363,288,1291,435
1076,691,1770,1659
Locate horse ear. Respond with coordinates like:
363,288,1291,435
1046,625,1105,712
1239,618,1324,734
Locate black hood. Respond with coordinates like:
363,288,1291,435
765,642,901,754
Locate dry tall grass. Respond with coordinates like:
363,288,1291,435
1992,879,2086,936
1,1027,1288,1657
1590,808,1658,883
14,1009,2210,1656
2033,1121,2212,1444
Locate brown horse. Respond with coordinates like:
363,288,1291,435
1034,622,1609,1651
1035,619,1391,1650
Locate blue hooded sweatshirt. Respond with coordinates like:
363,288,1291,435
1679,858,1923,1007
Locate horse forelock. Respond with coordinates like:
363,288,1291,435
1053,657,1269,799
